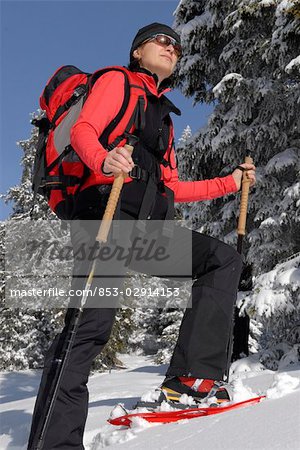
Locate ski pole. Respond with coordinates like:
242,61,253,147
32,134,138,450
225,155,253,381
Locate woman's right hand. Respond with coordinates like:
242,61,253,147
102,147,135,176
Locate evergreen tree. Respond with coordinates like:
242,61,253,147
0,113,133,371
2,112,52,219
154,309,183,364
127,273,178,357
173,0,300,360
176,124,194,186
0,115,64,370
129,307,161,355
178,125,192,145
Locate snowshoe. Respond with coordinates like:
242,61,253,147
108,396,266,427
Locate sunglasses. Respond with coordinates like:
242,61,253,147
145,34,182,58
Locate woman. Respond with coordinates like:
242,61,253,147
28,22,256,449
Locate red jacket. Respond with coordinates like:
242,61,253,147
70,69,238,202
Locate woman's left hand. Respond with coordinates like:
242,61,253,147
232,163,256,191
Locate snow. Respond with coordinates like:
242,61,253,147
212,73,243,98
284,182,300,202
265,148,299,173
1,354,300,450
260,0,276,6
266,372,300,399
232,19,242,31
242,254,300,317
276,0,295,17
285,55,300,73
181,12,213,36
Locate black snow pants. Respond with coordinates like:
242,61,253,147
28,185,243,449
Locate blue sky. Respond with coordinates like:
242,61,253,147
1,0,212,220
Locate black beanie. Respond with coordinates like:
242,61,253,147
130,22,181,61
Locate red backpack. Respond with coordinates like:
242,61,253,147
31,65,146,219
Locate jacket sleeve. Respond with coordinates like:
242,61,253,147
162,126,238,203
70,71,126,174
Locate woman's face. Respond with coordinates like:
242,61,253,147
133,36,179,83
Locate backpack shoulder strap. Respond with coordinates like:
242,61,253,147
88,66,146,150
89,65,145,92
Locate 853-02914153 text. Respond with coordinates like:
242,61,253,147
96,287,180,297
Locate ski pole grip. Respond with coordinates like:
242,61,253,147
237,155,253,236
96,143,134,243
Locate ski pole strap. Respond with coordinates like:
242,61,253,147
235,165,248,172
237,155,253,236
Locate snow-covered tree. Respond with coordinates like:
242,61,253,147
127,273,183,358
2,112,52,220
241,252,300,369
178,125,192,145
173,0,300,361
0,114,134,371
154,309,183,364
176,125,194,186
0,117,64,370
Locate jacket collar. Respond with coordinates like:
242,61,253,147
129,66,181,116
132,66,169,96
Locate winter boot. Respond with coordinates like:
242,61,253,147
161,376,232,404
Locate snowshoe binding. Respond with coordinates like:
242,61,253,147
160,376,233,406
133,376,233,411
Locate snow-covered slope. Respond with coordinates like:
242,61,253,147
1,354,300,449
